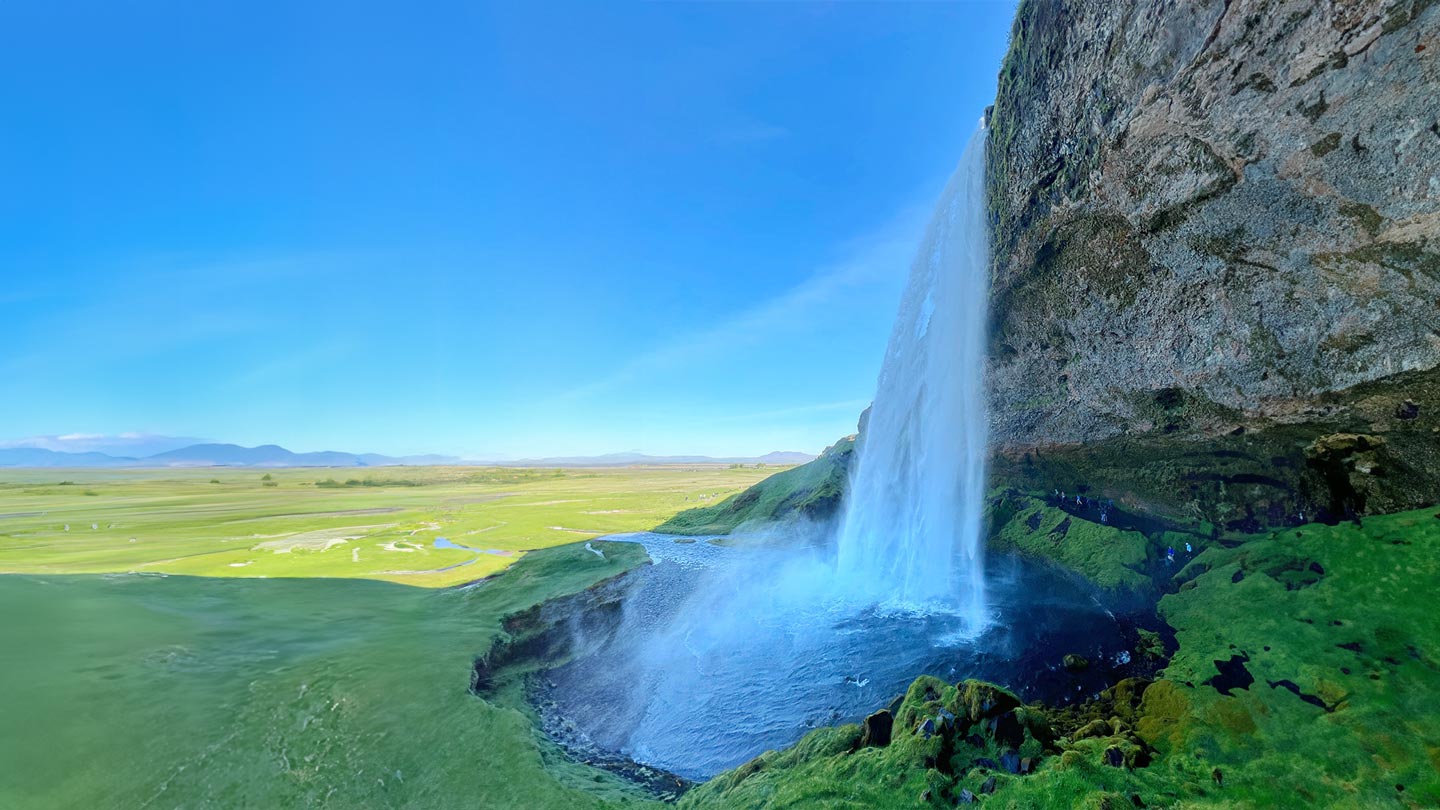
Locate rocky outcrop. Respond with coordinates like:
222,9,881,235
987,1,1439,453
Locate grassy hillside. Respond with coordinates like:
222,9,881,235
656,439,853,535
0,541,662,810
0,465,774,587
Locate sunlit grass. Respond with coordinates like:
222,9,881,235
0,465,780,587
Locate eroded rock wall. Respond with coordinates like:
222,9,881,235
987,0,1440,449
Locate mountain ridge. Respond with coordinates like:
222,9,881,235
0,443,816,469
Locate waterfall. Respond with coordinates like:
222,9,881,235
834,123,990,628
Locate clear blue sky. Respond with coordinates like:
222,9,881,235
0,1,1017,459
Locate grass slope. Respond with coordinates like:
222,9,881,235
0,541,662,810
656,440,853,535
0,465,774,587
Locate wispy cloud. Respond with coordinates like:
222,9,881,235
712,398,870,424
0,432,205,456
714,120,790,144
553,202,930,405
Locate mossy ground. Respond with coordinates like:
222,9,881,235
684,507,1440,809
987,489,1161,594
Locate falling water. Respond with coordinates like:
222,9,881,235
834,123,990,626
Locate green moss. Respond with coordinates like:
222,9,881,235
686,507,1440,809
988,491,1156,594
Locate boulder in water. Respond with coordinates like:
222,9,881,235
1063,653,1090,672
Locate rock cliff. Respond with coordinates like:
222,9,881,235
986,0,1440,520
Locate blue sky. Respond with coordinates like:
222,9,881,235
0,1,1017,458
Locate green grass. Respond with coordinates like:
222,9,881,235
0,541,665,809
683,507,1440,809
0,465,779,587
657,440,852,535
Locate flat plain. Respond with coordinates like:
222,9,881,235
0,465,778,586
0,464,779,809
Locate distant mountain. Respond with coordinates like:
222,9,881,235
0,447,137,467
0,442,815,469
143,444,366,468
357,453,465,467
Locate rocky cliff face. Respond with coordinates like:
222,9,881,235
985,0,1440,521
987,0,1438,445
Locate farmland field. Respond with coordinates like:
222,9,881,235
0,465,778,586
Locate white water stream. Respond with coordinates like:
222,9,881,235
834,124,991,628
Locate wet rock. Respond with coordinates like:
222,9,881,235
1063,654,1090,672
859,709,893,748
916,717,936,738
981,775,998,794
1396,400,1420,420
1001,750,1022,774
955,680,1022,723
920,789,932,802
1019,757,1035,775
1104,746,1125,768
959,789,977,804
990,711,1025,749
985,0,1440,523
964,733,986,749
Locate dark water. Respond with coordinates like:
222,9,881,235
534,533,1137,781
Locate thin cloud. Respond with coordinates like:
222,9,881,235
553,203,931,404
712,398,871,424
715,121,790,144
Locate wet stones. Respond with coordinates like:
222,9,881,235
859,709,893,748
988,711,1026,749
1063,653,1091,672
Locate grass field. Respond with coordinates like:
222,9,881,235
1,542,664,809
0,465,778,587
0,464,783,809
